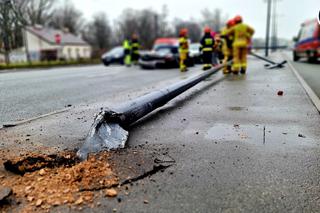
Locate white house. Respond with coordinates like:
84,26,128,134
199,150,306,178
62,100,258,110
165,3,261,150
25,26,92,61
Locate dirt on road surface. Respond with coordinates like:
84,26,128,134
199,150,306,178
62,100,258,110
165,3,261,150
0,146,174,212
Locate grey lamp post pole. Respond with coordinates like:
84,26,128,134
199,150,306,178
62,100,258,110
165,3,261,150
265,0,272,57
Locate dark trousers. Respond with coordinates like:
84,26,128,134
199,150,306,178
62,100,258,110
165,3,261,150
202,51,213,65
131,53,139,62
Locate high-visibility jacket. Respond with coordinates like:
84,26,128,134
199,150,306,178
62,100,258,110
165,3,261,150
123,39,131,54
221,27,234,50
179,37,189,54
227,23,254,48
131,39,140,54
200,33,215,52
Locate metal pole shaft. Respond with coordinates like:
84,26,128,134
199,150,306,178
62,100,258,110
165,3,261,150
78,62,231,160
265,0,272,57
115,62,229,127
250,52,276,64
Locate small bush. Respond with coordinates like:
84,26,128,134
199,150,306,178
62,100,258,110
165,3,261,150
0,59,101,70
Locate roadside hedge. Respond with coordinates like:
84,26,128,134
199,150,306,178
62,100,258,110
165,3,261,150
0,59,101,70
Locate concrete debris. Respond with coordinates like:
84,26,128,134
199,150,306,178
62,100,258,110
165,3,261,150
0,186,12,202
105,189,118,197
1,151,118,212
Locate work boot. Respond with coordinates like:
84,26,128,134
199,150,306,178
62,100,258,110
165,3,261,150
233,70,239,75
180,67,188,72
240,68,246,74
223,69,230,75
203,65,211,71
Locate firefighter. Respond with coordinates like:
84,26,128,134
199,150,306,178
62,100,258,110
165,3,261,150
123,38,131,67
200,27,215,70
131,34,140,65
179,28,189,72
221,19,236,74
227,15,255,74
213,32,223,64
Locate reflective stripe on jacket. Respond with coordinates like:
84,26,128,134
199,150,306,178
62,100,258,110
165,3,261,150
131,39,140,54
200,33,215,52
179,37,189,53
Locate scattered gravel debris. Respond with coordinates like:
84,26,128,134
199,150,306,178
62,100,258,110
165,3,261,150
0,186,12,201
105,189,118,197
1,151,118,212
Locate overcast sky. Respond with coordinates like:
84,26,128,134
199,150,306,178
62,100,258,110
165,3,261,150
70,0,319,39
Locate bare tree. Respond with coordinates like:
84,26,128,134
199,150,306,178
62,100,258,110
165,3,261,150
49,0,83,34
114,8,139,43
174,19,202,42
83,12,112,51
137,9,160,49
0,0,26,64
156,5,173,38
114,6,173,49
201,8,228,32
23,0,55,25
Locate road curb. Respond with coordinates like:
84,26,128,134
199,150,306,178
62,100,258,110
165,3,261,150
284,54,320,113
1,108,70,129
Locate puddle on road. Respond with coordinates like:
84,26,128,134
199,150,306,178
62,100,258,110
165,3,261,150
205,124,263,144
205,123,317,147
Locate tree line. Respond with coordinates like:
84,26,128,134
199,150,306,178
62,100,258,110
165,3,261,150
0,0,228,63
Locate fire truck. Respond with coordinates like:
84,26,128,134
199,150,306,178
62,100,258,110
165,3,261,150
293,19,320,62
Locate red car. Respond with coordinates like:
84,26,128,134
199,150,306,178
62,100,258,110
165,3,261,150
293,19,320,62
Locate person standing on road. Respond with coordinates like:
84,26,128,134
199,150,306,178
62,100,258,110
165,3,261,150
179,28,189,72
226,15,255,74
221,19,236,74
211,31,221,66
200,27,215,71
131,34,140,65
214,32,225,64
123,38,132,67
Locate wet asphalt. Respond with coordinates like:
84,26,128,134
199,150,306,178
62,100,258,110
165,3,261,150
0,65,203,127
1,53,320,212
289,58,320,98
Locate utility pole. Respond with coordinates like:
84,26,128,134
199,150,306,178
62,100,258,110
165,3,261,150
265,0,272,57
271,0,278,52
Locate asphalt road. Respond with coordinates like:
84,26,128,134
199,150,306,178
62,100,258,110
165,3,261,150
284,52,320,98
2,53,320,212
0,65,201,126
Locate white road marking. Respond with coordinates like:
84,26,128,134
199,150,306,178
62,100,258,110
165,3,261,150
284,54,320,112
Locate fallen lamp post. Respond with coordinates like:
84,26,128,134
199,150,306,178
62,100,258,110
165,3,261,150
77,62,231,160
250,52,287,69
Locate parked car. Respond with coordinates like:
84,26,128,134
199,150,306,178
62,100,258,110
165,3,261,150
139,38,194,69
189,43,202,64
101,46,124,66
293,19,320,62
